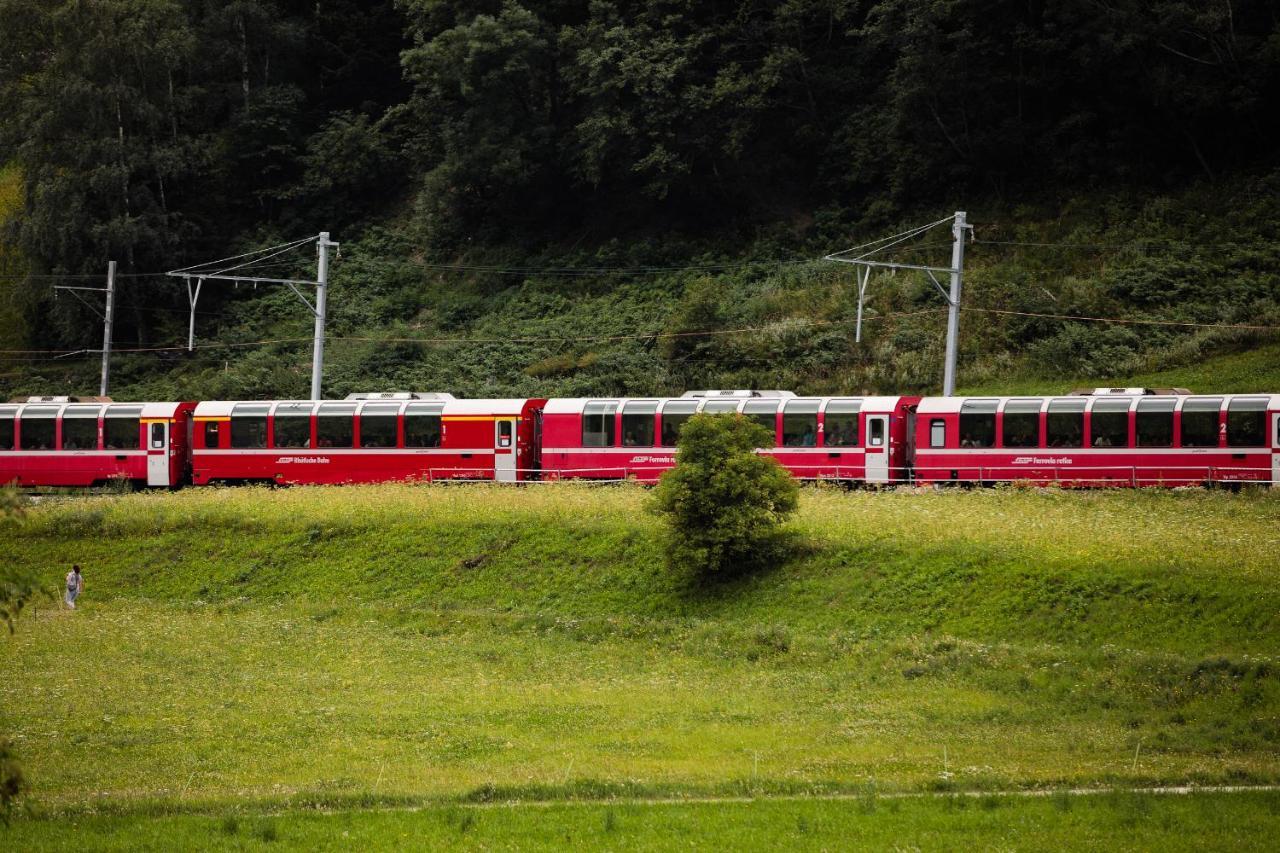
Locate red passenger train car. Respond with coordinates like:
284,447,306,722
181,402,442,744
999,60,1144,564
4,387,1277,490
912,389,1280,486
191,393,546,485
0,398,194,488
540,391,919,483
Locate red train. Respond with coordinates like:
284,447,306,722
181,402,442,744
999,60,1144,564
2,388,1277,488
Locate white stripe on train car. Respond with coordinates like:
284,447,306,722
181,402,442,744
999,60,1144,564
541,446,866,455
914,447,1270,455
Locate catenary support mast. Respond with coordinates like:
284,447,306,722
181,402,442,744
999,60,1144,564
311,232,337,400
943,211,967,397
100,260,116,396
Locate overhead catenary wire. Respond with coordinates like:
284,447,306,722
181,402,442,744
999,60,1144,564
964,307,1280,331
7,303,1280,361
197,239,321,278
823,215,955,263
0,232,1271,284
166,235,316,276
0,308,953,359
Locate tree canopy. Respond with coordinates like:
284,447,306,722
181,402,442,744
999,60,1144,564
0,0,1276,357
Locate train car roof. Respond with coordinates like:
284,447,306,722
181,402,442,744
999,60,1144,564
443,398,539,416
193,398,540,417
542,396,911,415
0,401,189,417
916,393,1280,414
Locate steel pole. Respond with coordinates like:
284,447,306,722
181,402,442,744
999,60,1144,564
855,266,869,344
311,232,337,400
100,260,116,397
943,211,966,396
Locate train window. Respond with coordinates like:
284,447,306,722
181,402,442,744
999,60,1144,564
1180,398,1222,447
1136,399,1175,447
1090,398,1131,447
659,401,698,446
19,406,58,450
230,403,269,449
582,401,618,447
273,403,313,449
930,419,946,447
61,406,101,450
868,418,885,447
404,403,443,448
203,421,221,448
823,400,860,447
621,401,658,447
359,403,400,448
1045,399,1086,448
150,423,165,449
104,406,143,450
1226,398,1268,447
316,404,355,448
959,400,997,448
701,400,740,415
0,406,15,450
782,400,820,447
743,400,780,443
1001,399,1041,448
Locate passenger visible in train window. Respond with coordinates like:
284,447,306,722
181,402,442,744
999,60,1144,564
1093,434,1112,447
801,425,816,447
960,433,976,448
623,431,637,447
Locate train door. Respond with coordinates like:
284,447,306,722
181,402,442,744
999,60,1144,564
146,420,170,487
903,407,917,485
865,414,889,484
495,418,516,483
1272,412,1279,485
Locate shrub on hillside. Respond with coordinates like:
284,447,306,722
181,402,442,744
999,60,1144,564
651,412,799,577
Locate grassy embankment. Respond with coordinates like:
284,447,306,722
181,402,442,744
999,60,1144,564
962,341,1280,397
6,790,1280,851
1,484,1279,847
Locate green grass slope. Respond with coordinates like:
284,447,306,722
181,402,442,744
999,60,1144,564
7,791,1280,852
1,485,1278,830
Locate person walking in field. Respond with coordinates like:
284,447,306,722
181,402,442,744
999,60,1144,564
64,565,84,609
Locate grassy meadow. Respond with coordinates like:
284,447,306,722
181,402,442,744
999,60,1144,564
1,484,1279,847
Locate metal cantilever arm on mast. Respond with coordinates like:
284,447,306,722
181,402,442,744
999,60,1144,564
164,232,338,399
821,211,970,396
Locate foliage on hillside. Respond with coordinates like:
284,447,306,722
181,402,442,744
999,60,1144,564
2,177,1278,401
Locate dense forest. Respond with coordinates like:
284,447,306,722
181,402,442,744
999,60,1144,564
1,0,1278,398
